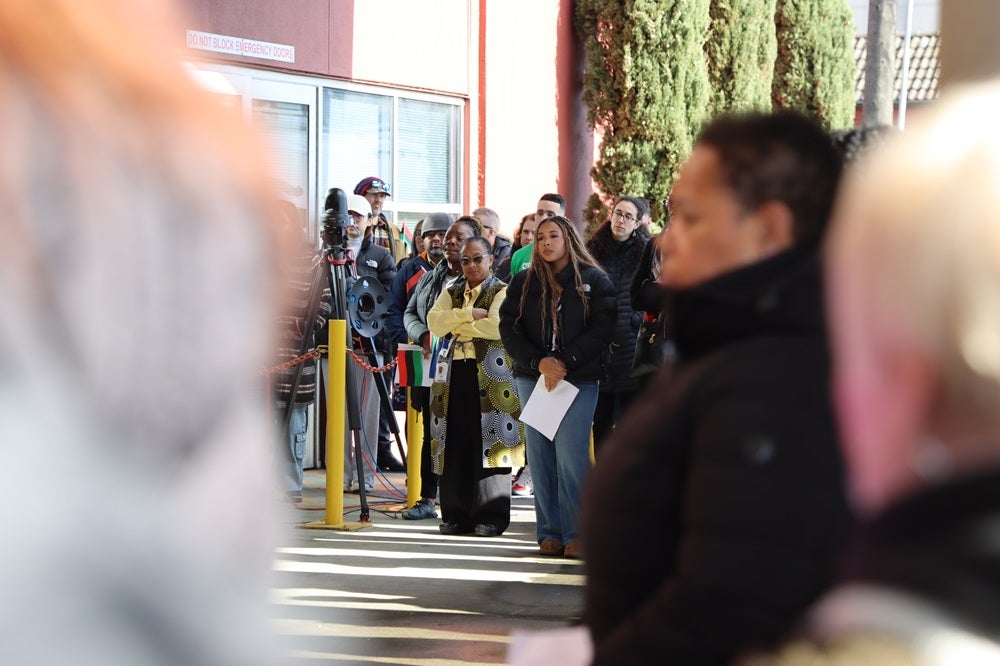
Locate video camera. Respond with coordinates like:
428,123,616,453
320,187,358,252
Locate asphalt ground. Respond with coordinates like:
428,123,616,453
270,469,584,665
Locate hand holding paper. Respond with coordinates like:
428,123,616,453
538,356,566,391
518,376,579,440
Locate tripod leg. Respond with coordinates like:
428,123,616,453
345,356,371,522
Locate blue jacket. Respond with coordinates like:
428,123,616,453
386,253,434,344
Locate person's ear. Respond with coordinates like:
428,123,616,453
751,201,794,257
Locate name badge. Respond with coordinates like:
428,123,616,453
433,337,453,384
434,358,450,384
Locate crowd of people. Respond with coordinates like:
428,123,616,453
11,3,1000,660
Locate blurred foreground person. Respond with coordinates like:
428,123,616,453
748,81,1000,665
581,111,851,664
0,1,282,663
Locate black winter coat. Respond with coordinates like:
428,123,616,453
630,234,663,314
581,244,852,665
492,234,513,264
586,222,650,392
761,468,1000,664
499,263,615,383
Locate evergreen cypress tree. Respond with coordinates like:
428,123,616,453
705,0,777,116
772,0,855,129
576,0,711,232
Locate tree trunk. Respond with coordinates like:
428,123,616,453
863,0,897,127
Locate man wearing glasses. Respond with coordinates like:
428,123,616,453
354,176,408,262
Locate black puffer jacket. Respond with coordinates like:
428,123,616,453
499,263,615,383
586,222,650,392
581,244,852,665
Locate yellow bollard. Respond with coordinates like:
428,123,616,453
405,387,423,507
324,320,347,524
303,319,367,531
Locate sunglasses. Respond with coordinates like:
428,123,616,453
460,254,488,266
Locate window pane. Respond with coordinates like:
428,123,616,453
252,99,309,214
322,89,392,200
397,99,458,204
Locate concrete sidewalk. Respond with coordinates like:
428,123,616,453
270,469,584,665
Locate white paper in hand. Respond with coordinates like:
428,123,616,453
518,375,579,440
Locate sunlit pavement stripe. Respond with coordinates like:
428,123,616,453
306,528,534,541
272,588,411,601
273,559,585,585
276,617,509,643
288,649,497,666
276,546,583,566
270,587,474,613
275,598,479,614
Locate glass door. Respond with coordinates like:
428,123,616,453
250,80,317,239
249,80,324,470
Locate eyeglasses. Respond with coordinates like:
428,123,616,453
460,255,487,266
612,210,636,224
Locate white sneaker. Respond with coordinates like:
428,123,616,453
512,466,533,496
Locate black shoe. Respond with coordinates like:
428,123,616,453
439,521,472,535
474,523,501,537
401,498,437,520
379,457,406,472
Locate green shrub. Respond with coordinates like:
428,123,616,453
772,0,855,129
576,0,711,232
705,0,777,116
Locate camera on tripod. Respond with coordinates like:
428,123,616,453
321,187,361,253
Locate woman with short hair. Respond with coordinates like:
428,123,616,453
427,236,524,536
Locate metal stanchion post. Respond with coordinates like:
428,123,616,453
304,319,367,531
324,320,346,525
405,387,422,508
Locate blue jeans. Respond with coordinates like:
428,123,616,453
515,377,598,546
276,403,309,494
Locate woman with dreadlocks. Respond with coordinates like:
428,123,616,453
500,215,615,558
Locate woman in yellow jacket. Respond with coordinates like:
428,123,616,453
427,236,525,537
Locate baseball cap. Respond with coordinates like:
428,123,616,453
354,176,391,197
346,194,372,217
